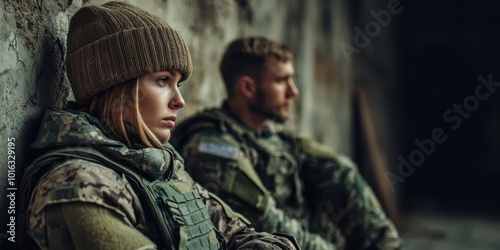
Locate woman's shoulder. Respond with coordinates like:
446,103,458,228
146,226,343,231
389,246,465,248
39,158,125,183
30,158,137,224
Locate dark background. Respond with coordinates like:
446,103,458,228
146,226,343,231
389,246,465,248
351,0,500,217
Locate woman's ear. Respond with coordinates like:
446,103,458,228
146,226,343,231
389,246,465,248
237,76,256,99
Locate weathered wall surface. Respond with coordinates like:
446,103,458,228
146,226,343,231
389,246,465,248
0,0,353,244
0,0,80,245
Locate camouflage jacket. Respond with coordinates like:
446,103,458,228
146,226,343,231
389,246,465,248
171,103,404,250
18,106,300,250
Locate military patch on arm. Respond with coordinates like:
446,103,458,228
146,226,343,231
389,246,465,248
198,140,239,160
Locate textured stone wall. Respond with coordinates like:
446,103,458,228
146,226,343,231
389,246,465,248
0,0,353,244
0,0,80,245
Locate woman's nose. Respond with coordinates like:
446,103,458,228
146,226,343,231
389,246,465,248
169,88,185,110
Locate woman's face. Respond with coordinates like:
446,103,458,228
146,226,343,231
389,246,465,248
137,70,185,142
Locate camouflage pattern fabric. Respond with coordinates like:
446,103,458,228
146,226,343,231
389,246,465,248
20,106,300,250
171,103,404,250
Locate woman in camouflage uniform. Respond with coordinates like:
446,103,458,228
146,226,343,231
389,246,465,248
18,2,299,250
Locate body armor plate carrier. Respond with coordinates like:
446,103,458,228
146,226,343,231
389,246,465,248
18,147,222,250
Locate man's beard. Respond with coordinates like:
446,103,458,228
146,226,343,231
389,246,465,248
248,89,286,124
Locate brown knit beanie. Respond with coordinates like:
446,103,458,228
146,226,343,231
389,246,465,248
66,1,192,104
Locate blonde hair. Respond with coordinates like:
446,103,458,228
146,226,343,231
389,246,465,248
87,78,163,148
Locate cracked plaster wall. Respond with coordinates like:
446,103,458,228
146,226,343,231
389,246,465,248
0,0,353,243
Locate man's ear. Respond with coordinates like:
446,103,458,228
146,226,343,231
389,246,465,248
237,76,256,99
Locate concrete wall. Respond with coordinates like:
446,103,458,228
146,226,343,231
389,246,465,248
0,0,353,244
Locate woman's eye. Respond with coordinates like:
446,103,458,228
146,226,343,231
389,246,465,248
177,82,183,88
156,77,170,85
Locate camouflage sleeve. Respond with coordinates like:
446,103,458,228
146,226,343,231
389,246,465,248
298,137,403,249
28,159,153,249
180,131,337,250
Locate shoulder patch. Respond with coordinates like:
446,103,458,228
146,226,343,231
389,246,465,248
198,140,239,160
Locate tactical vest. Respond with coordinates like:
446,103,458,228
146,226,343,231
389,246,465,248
18,147,223,250
173,109,305,217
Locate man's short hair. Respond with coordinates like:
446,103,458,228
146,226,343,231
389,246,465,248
220,37,294,95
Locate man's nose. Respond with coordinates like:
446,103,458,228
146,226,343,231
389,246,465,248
287,80,300,97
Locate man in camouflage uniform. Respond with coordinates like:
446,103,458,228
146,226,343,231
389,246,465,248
171,37,404,250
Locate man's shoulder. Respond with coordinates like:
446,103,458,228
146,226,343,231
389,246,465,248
175,107,225,134
172,106,241,147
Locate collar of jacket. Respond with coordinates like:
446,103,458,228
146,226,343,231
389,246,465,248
220,100,283,139
31,106,182,180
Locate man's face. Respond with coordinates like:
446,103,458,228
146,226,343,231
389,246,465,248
249,58,300,123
